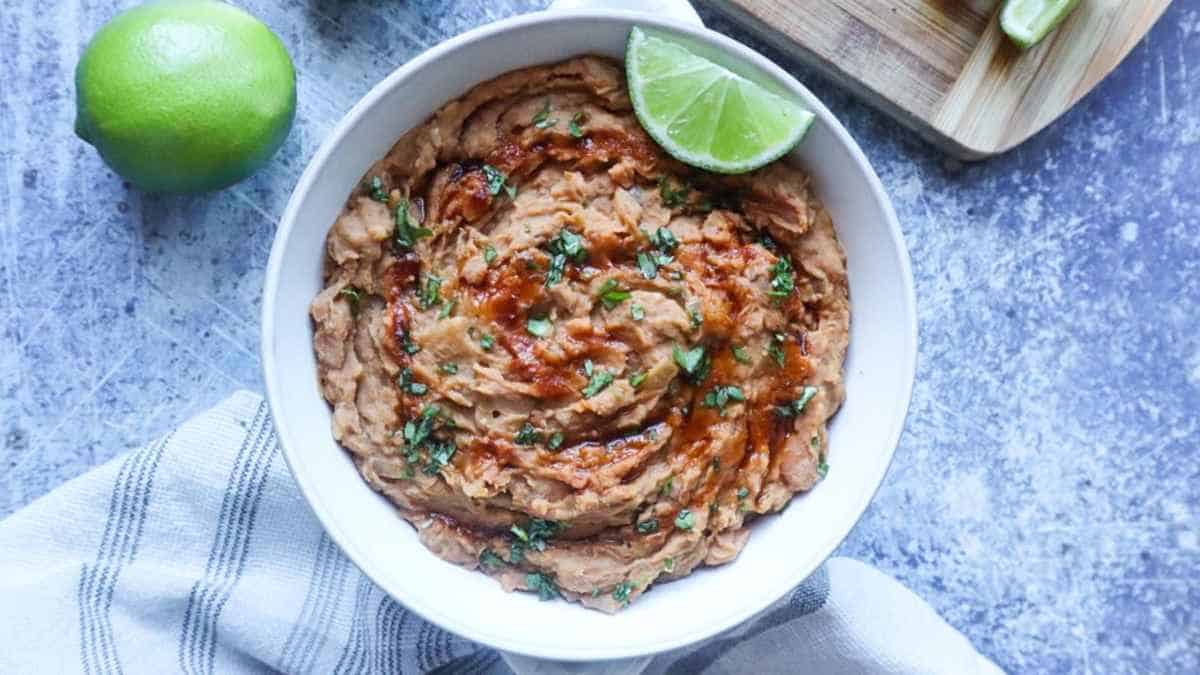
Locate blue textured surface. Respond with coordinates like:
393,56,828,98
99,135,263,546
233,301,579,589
1,1,1197,672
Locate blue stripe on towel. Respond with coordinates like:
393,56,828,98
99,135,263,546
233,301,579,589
178,402,274,675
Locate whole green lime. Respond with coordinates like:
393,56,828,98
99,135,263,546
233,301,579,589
75,0,296,192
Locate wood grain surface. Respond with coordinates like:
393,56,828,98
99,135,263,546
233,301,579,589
708,0,1172,159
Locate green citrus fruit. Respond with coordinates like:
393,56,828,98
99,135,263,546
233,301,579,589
625,27,814,174
75,0,296,192
1000,0,1081,49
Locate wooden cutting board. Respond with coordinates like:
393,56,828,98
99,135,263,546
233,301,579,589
706,0,1172,159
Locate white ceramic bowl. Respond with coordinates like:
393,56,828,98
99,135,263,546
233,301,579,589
261,7,916,662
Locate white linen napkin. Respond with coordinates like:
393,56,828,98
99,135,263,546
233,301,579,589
0,391,1002,675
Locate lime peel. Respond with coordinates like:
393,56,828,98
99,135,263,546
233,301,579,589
625,27,814,175
1000,0,1082,49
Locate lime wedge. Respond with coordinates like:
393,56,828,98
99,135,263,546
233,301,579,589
625,27,814,174
1000,0,1081,49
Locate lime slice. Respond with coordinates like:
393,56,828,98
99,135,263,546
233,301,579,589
1000,0,1081,49
625,27,814,174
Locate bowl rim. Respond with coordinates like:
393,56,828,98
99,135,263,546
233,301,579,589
261,7,917,661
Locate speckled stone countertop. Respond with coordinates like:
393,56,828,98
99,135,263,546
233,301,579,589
2,1,1197,672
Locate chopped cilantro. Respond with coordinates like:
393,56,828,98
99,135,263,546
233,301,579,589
392,198,432,252
418,275,442,310
483,244,497,265
526,572,560,601
398,368,427,396
479,548,505,570
636,518,659,534
399,331,421,355
367,175,388,202
422,439,457,475
768,257,795,301
674,509,695,531
568,111,585,138
631,303,645,321
401,405,440,452
439,362,459,375
811,435,821,450
767,333,787,367
479,333,495,351
512,518,565,562
731,344,751,364
526,315,553,338
649,227,679,253
659,475,674,496
688,305,703,329
628,371,647,389
597,279,631,309
548,431,565,450
702,385,745,415
817,459,829,479
482,164,509,196
544,228,587,286
338,286,363,317
612,581,635,605
760,232,780,251
515,422,543,446
657,176,689,208
532,98,557,129
663,557,675,572
736,487,750,500
436,299,456,319
672,344,710,385
636,251,658,279
775,385,818,418
581,360,614,398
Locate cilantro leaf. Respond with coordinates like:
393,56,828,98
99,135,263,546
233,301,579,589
581,360,614,398
392,198,433,252
775,385,818,418
532,98,557,129
702,385,745,414
767,333,787,367
636,251,658,279
568,111,585,138
367,175,388,202
672,344,710,385
547,431,565,450
483,244,497,265
526,316,553,338
482,164,508,195
674,509,695,531
817,459,829,479
597,279,631,309
636,518,659,534
515,422,543,446
479,548,505,570
338,286,364,317
631,303,645,321
544,228,587,287
768,257,795,300
526,572,560,601
628,371,647,389
398,368,427,396
479,333,495,351
436,299,455,319
731,345,751,364
650,227,679,253
612,581,635,605
419,275,442,310
439,362,459,375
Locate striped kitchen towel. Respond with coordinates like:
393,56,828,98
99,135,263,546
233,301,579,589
0,391,1002,675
